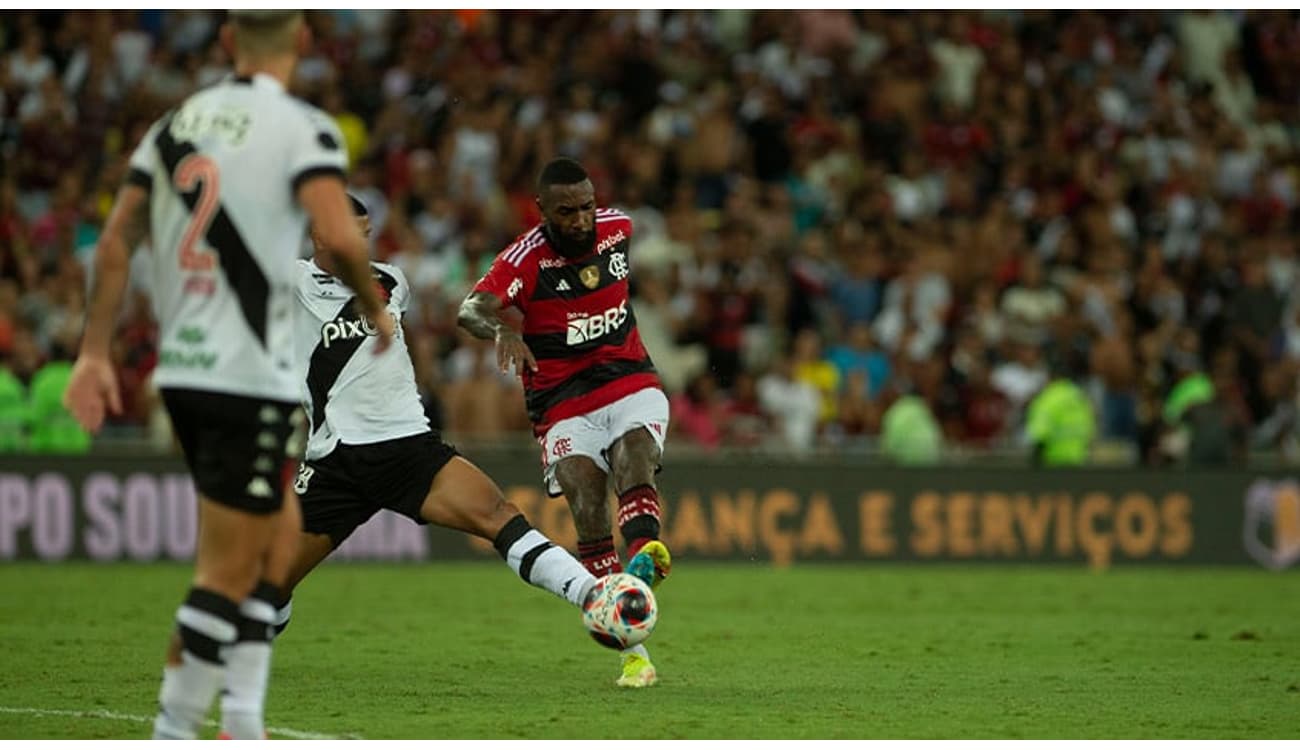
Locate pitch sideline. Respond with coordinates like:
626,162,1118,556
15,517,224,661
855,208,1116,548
0,704,359,740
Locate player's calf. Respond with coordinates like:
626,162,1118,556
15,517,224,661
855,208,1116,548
577,536,622,576
617,484,662,561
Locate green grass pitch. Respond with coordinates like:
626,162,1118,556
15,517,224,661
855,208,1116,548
0,562,1296,738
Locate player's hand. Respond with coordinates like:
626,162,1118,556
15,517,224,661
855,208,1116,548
495,329,537,375
370,310,396,354
62,355,122,433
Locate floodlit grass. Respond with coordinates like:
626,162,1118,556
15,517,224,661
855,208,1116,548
0,562,1296,738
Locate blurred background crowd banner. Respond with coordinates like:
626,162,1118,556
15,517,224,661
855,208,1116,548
3,9,1300,468
4,453,1298,569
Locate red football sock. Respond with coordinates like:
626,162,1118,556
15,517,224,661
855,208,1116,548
618,484,661,559
577,536,621,577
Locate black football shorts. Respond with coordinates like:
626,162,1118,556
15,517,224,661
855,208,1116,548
161,388,302,515
293,431,458,548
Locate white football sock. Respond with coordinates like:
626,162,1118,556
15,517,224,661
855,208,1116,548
220,588,278,739
622,643,651,660
272,598,292,638
153,590,238,739
504,528,598,608
153,657,225,739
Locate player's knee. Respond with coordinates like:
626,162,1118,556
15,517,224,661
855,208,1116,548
554,456,604,491
614,427,659,462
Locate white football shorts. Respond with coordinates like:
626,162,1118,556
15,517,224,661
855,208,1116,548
538,387,669,497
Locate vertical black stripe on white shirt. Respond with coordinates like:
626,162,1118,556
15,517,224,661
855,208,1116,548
304,267,400,433
153,114,272,346
305,296,368,435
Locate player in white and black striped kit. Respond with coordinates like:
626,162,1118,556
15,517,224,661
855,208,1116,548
276,195,604,643
64,11,392,740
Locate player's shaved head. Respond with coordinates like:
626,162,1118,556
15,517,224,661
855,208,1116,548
228,10,304,59
537,158,589,194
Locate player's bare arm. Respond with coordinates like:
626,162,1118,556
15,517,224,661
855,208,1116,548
458,291,538,374
298,175,394,352
63,183,149,432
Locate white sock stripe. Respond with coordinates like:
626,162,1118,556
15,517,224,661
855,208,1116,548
505,529,550,572
176,605,238,643
239,598,277,624
273,601,292,627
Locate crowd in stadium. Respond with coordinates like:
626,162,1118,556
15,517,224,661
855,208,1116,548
2,10,1299,464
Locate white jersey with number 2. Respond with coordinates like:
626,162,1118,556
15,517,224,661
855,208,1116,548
126,72,347,402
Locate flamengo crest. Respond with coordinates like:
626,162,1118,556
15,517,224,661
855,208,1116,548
608,252,629,280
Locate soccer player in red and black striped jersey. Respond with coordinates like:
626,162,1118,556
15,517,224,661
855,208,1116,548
459,158,671,688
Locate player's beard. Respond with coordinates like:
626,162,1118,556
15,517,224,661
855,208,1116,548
547,225,597,259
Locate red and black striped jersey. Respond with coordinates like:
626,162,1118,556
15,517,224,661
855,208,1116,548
473,208,660,434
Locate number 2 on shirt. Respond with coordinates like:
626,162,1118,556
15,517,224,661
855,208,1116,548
172,154,219,271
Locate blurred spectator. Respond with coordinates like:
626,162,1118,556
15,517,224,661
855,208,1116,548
1000,253,1066,344
0,353,26,452
872,251,951,362
929,14,983,111
692,252,761,389
1159,369,1244,466
992,339,1048,417
757,355,820,454
829,228,885,327
827,322,891,400
723,370,769,447
634,270,706,394
791,328,839,426
27,348,90,454
669,371,727,450
880,392,943,465
1177,11,1238,87
1025,355,1097,467
8,28,53,92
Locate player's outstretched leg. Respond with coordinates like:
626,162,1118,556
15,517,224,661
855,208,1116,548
424,456,597,607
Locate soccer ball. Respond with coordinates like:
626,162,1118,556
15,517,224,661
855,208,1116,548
582,573,658,649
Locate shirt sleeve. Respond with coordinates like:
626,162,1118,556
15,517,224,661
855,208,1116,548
472,252,535,311
287,106,349,194
392,265,411,316
126,118,166,192
596,207,634,248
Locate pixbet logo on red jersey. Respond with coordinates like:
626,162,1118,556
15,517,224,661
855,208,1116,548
566,301,628,345
596,228,627,254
